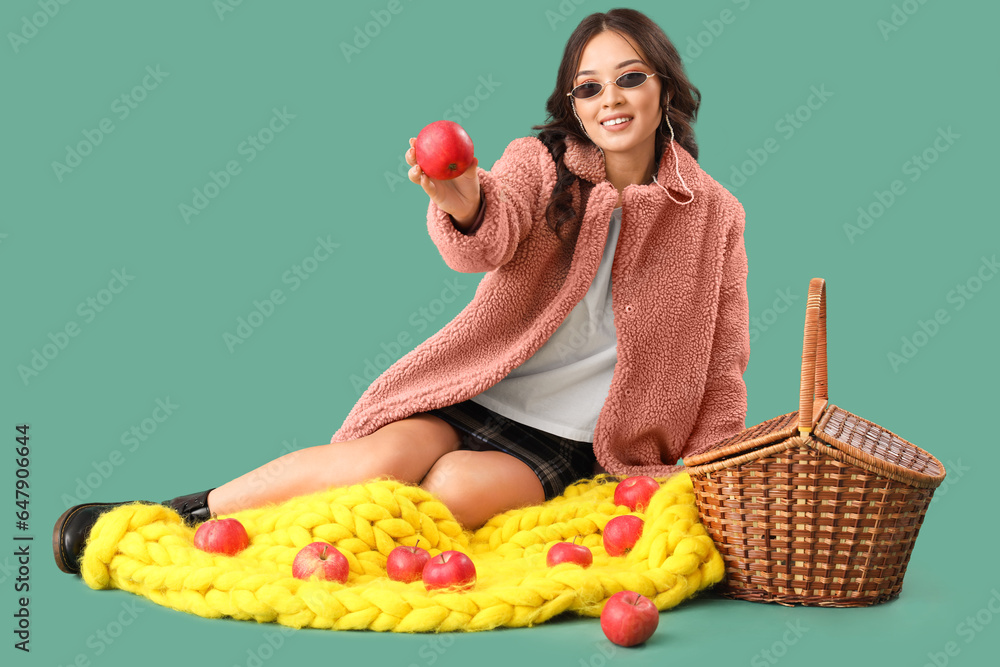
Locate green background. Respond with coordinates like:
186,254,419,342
3,0,998,665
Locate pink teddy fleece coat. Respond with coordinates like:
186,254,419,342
331,134,750,477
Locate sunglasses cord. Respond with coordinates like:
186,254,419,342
651,105,694,206
571,101,695,206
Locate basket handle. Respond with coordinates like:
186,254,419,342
798,277,829,434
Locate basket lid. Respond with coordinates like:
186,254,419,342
685,404,945,489
815,404,945,487
684,278,946,489
683,411,799,467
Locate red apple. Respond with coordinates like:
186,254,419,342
614,476,660,512
546,536,593,568
602,515,644,557
601,590,659,647
387,540,431,583
414,120,475,180
421,550,476,591
193,517,249,556
292,541,349,582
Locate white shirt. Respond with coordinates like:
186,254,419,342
469,206,622,441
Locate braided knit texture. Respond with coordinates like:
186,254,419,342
79,472,723,632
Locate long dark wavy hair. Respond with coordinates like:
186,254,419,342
531,9,701,241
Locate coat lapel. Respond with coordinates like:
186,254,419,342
562,134,703,200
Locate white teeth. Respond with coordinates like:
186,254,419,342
601,117,632,126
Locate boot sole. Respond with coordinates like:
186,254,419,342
52,501,149,575
52,503,100,575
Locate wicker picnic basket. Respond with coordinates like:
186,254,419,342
685,277,946,607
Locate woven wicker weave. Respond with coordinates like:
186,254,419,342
685,277,945,607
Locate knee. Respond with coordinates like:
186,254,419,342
349,425,446,484
419,451,485,526
420,450,477,498
420,450,546,529
362,414,461,480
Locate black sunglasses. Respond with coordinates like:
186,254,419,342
567,71,662,100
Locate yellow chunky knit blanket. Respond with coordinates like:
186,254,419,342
80,472,724,632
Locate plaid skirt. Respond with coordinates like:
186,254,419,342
423,398,598,501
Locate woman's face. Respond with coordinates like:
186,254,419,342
570,30,663,159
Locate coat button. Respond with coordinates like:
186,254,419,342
624,305,632,313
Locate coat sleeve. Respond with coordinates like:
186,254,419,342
426,136,553,274
449,194,487,235
681,199,751,460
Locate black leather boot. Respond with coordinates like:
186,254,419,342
161,488,216,527
52,500,153,575
52,488,216,576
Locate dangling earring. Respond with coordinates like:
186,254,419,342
570,99,604,159
651,102,694,205
658,104,672,139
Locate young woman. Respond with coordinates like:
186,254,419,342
53,8,749,575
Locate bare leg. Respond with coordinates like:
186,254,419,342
206,413,462,515
420,450,546,530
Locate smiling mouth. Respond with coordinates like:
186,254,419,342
601,116,633,128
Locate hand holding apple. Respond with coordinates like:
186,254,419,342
422,550,477,591
546,536,593,568
601,590,659,647
406,122,481,225
193,516,249,556
387,539,431,583
602,515,644,557
292,541,349,582
414,119,475,180
614,476,660,512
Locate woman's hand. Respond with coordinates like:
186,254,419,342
406,137,481,224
